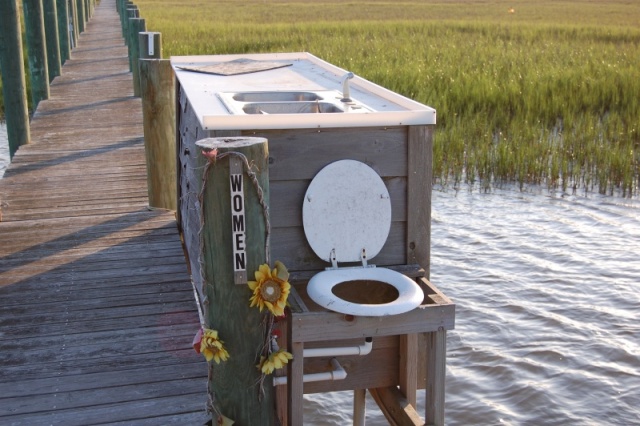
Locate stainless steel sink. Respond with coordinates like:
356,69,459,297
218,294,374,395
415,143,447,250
243,102,343,114
217,90,374,115
232,91,323,102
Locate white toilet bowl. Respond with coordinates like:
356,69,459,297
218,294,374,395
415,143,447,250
303,159,424,317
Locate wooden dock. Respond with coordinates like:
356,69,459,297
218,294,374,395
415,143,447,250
0,0,209,423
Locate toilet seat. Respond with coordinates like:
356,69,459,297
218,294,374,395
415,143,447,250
302,159,424,316
307,267,424,317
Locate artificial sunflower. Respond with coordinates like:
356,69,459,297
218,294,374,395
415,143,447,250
248,261,290,316
199,328,230,364
257,349,294,375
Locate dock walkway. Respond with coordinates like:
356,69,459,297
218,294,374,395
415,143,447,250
0,0,208,423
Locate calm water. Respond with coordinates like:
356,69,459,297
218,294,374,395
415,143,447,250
305,186,640,425
1,123,637,424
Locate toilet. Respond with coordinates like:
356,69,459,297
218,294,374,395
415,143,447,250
303,159,424,317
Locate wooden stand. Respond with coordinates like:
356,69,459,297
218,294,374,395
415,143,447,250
174,62,455,426
279,269,454,426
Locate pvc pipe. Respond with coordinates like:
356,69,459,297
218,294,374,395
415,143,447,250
353,388,366,426
303,337,373,358
273,358,346,386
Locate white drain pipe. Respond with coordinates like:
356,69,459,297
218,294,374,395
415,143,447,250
273,357,346,386
303,337,373,358
272,337,373,386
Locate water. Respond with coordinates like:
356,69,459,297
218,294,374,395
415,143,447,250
304,186,640,425
0,122,8,178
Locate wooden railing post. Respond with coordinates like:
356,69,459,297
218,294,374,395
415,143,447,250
43,0,62,82
126,8,139,71
69,0,79,47
55,0,70,63
118,0,128,38
23,0,50,109
129,17,146,95
124,6,138,48
0,0,31,158
75,0,84,33
195,136,275,425
139,58,176,210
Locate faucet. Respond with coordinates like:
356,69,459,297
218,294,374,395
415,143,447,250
340,72,354,102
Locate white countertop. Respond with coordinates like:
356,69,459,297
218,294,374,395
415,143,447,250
171,52,436,130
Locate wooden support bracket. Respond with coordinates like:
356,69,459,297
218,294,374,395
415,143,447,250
370,386,424,426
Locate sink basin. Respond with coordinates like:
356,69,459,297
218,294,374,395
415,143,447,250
217,90,374,115
232,91,323,102
243,102,343,114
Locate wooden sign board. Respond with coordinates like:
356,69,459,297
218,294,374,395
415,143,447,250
230,156,247,284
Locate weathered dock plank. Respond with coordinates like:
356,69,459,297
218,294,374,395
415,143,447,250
0,0,208,423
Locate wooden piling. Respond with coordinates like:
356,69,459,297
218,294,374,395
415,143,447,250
118,0,128,38
56,0,70,63
125,9,139,70
23,0,50,108
76,0,85,33
129,17,146,95
124,6,138,48
195,137,275,426
69,0,79,46
0,0,31,158
139,59,176,210
43,0,62,81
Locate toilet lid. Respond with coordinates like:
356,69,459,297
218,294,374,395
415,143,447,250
303,159,391,263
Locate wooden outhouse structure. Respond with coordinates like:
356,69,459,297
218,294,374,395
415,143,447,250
173,52,455,425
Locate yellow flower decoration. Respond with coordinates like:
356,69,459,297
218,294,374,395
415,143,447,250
200,329,230,364
257,349,294,375
248,261,290,317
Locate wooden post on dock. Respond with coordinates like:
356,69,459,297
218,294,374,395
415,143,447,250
23,0,50,109
56,0,70,63
129,17,146,96
125,9,139,71
75,0,85,33
195,137,275,426
139,58,176,210
0,0,31,158
124,6,138,48
118,0,128,38
43,0,62,82
69,0,79,47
